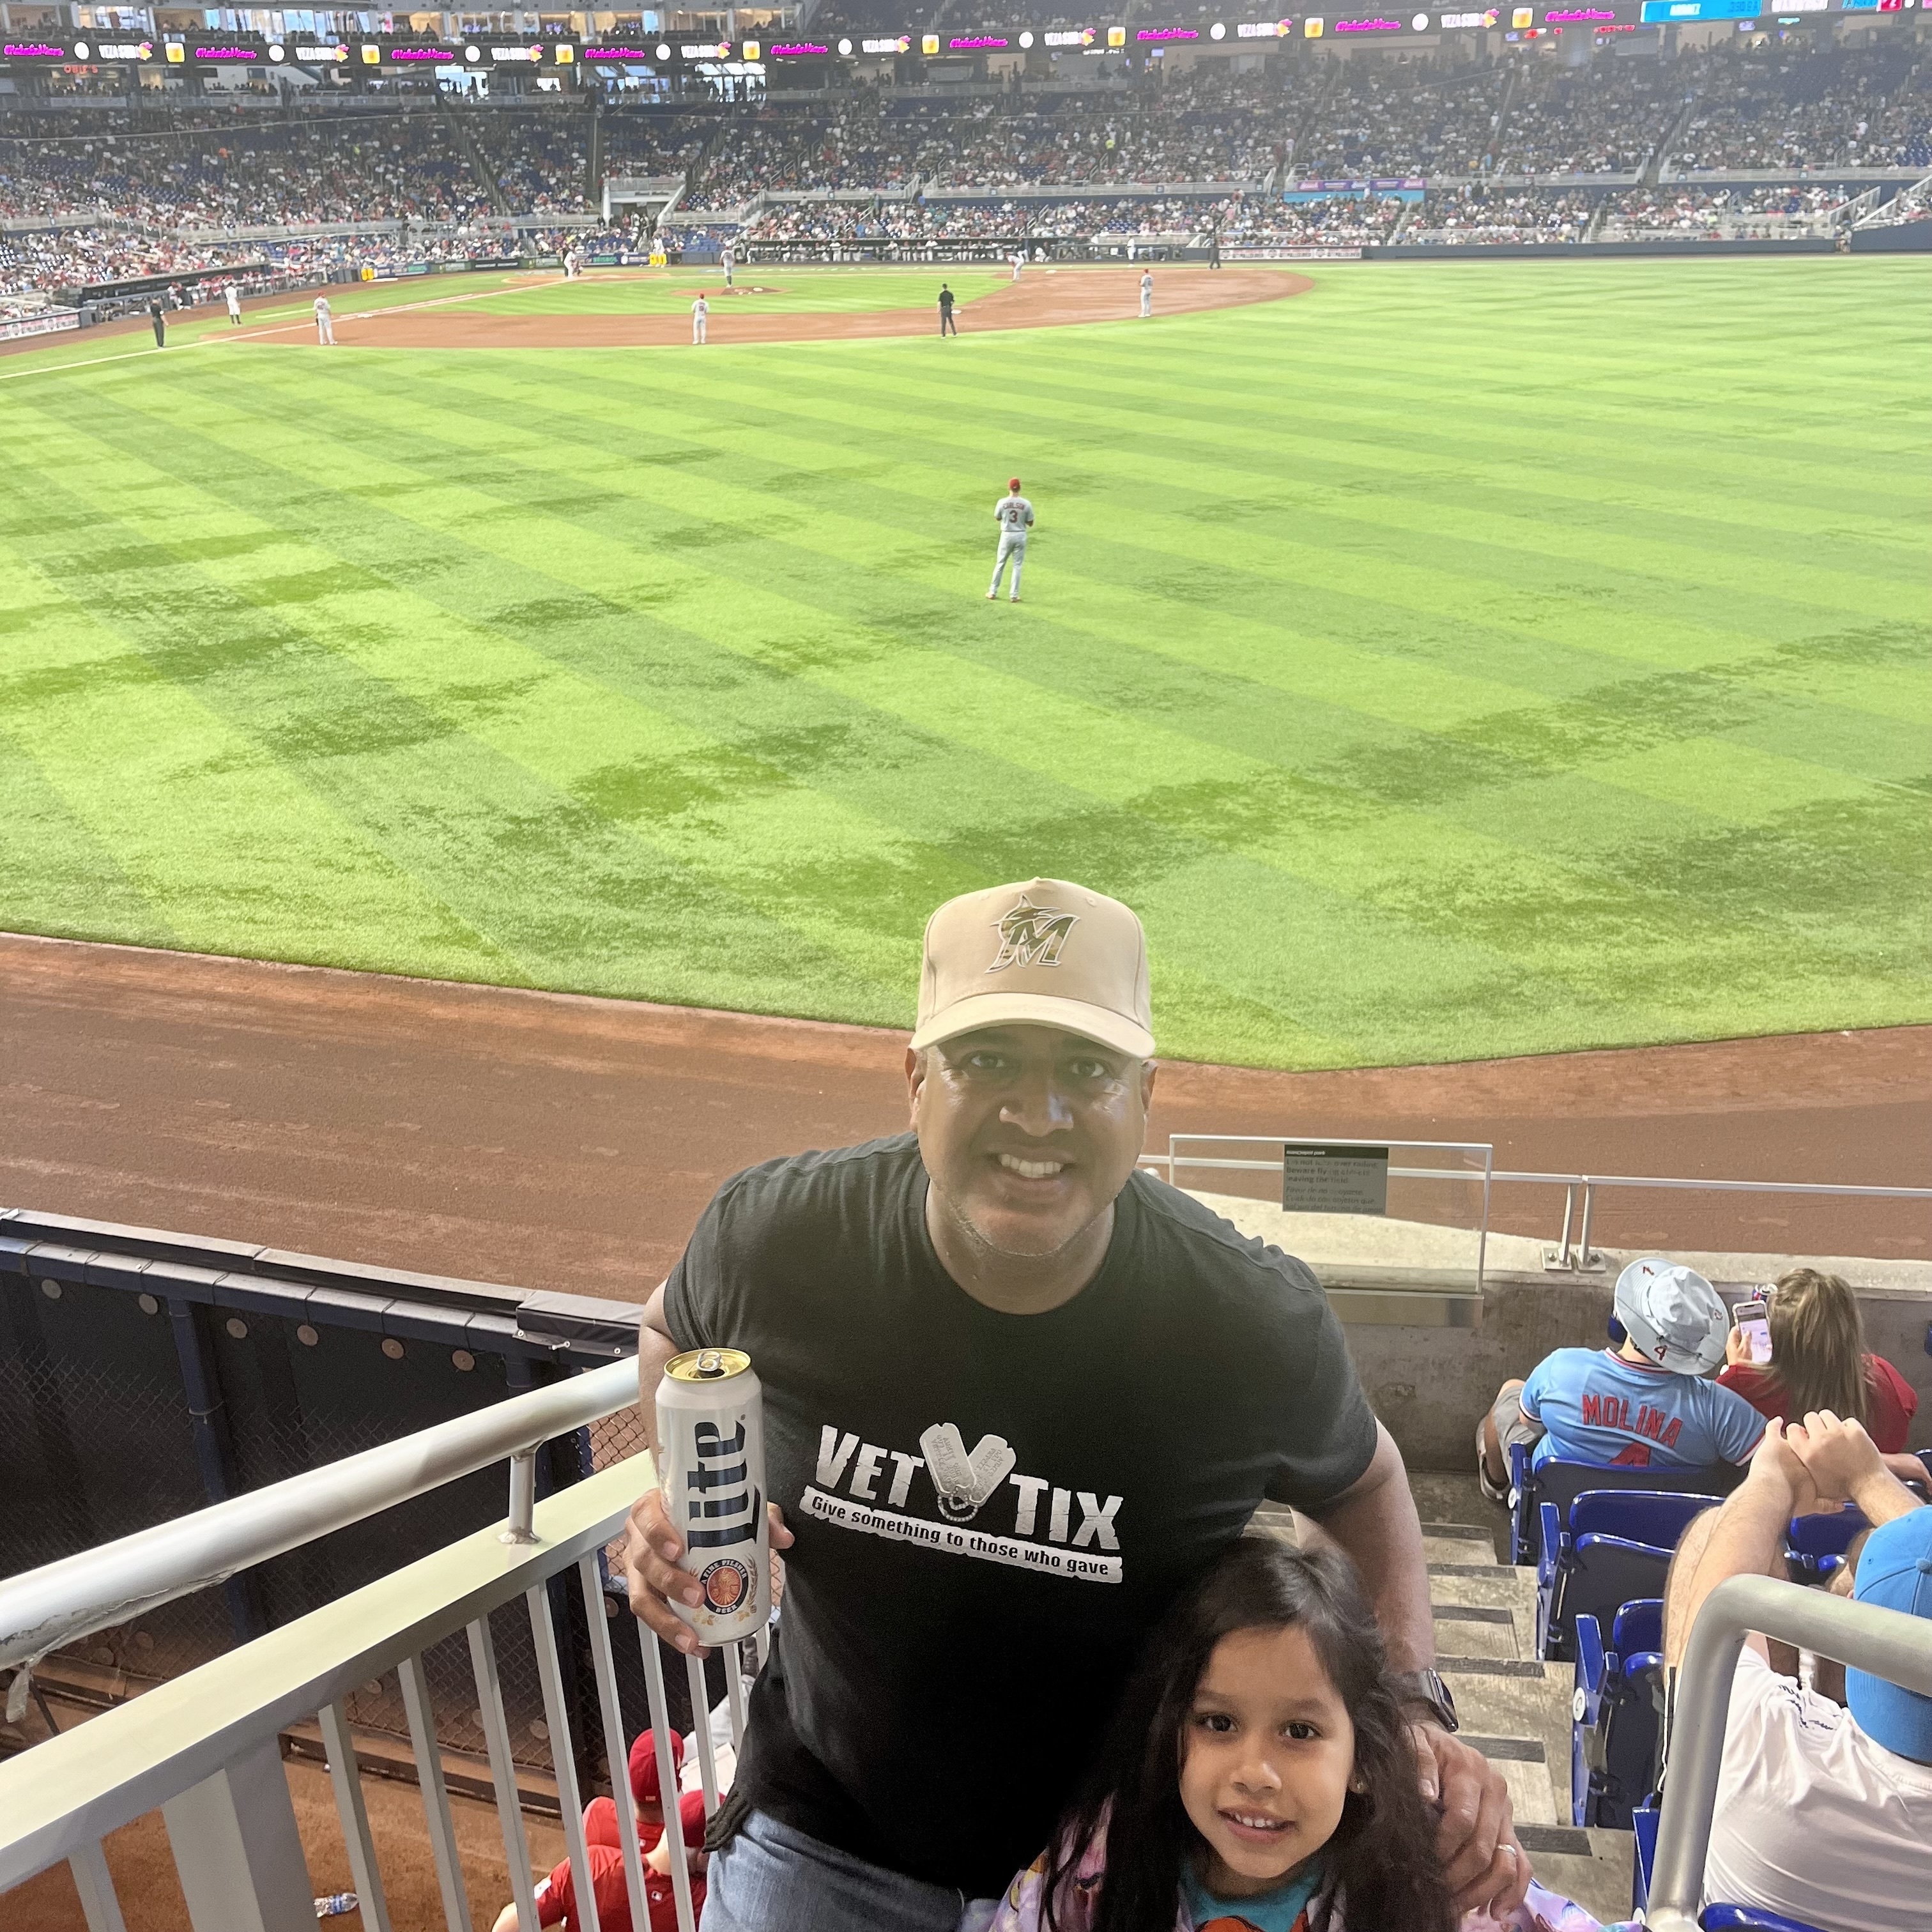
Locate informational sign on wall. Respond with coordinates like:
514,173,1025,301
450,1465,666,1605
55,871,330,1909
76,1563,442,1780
1282,1144,1390,1217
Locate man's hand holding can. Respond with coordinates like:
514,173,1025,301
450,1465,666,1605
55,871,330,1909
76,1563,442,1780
623,1488,793,1657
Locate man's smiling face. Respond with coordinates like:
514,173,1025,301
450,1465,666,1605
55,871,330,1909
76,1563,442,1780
908,1023,1154,1266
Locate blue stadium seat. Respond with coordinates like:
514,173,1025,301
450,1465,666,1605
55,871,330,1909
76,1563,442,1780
1507,1443,1733,1568
1786,1506,1867,1577
1568,1489,1718,1551
1571,1598,1664,1828
1632,1798,1659,1915
1538,1491,1715,1660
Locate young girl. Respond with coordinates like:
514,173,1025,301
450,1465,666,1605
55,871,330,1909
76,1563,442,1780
992,1541,1608,1932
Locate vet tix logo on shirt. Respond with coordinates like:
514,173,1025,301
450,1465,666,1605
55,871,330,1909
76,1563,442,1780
800,1421,1125,1583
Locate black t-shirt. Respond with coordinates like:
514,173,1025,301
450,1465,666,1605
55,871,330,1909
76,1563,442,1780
664,1133,1378,1898
938,288,955,310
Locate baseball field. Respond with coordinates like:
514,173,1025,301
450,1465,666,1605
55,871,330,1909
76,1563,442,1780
1,256,1926,1072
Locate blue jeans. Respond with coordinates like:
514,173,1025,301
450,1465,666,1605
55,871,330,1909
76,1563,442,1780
702,1809,1000,1932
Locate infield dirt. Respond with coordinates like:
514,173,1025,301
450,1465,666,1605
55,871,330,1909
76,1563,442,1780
4,932,1926,1298
230,266,1311,349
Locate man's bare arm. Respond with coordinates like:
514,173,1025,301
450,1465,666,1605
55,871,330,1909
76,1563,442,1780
636,1280,678,1455
1302,1422,1434,1672
1788,1411,1922,1535
1664,1421,1813,1670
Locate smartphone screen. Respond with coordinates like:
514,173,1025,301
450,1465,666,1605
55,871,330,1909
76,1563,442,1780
1735,1298,1771,1365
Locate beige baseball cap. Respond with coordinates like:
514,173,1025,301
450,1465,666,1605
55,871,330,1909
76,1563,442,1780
910,878,1154,1059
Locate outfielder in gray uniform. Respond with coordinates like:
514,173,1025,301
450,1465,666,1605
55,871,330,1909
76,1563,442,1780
986,478,1034,603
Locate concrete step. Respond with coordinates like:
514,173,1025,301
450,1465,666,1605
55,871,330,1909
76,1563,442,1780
1427,1562,1540,1662
1522,1827,1634,1928
1432,1602,1520,1660
1422,1524,1499,1566
1457,1734,1559,1826
1436,1657,1574,1827
1419,1524,1634,1907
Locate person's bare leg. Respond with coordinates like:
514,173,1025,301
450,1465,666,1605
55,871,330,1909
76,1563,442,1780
1662,1503,1784,1661
1480,1379,1524,1489
1662,1506,1722,1662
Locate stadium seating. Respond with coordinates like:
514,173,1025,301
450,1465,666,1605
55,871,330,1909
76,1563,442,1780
1507,1441,1736,1568
1630,1799,1832,1932
1572,1598,1664,1829
1538,1486,1731,1662
3,35,1928,295
1785,1505,1868,1577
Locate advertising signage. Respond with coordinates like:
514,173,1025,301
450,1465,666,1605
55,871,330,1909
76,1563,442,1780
0,0,1903,70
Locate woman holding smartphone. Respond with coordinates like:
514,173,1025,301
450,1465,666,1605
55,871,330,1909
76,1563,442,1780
1718,1268,1919,1453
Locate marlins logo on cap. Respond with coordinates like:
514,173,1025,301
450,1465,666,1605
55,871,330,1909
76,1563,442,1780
910,877,1154,1059
989,894,1078,973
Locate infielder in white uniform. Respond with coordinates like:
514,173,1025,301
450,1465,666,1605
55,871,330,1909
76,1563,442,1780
225,283,241,325
986,477,1034,604
721,243,735,288
1010,250,1023,283
314,294,335,344
1139,270,1153,318
691,293,709,344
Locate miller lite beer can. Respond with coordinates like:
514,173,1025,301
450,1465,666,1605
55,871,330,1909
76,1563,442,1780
656,1347,769,1644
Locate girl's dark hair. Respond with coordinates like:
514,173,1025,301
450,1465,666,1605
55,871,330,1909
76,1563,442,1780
1045,1539,1456,1932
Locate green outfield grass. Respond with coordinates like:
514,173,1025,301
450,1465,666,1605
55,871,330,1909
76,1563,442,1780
1,257,1927,1070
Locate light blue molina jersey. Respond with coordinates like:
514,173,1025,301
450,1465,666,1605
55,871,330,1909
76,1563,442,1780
996,495,1034,536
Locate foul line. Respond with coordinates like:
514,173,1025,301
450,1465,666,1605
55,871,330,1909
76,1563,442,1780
231,273,572,341
0,342,192,383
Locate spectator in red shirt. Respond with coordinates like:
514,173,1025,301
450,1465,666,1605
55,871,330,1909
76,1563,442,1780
1720,1268,1919,1454
494,1787,709,1932
582,1728,685,1855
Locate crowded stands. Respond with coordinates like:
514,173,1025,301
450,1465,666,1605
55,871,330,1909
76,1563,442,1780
1,34,1928,292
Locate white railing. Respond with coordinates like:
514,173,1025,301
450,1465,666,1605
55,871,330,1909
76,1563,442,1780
1855,167,1932,229
1142,1134,1932,1280
0,1357,638,1675
1147,1135,1494,1280
1646,1574,1932,1932
0,1358,730,1932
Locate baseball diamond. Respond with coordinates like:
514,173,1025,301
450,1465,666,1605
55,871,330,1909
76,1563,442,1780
2,260,1928,1071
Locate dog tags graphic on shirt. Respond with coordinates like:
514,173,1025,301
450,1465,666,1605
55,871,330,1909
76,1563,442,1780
919,1423,1016,1522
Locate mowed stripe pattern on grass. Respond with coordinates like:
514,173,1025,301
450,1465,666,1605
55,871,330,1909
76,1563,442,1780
0,259,1927,1071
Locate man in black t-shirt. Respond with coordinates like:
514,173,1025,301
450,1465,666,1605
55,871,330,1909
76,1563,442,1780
624,878,1527,1931
938,282,958,336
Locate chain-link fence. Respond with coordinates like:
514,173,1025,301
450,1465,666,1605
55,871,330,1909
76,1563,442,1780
0,1254,662,1793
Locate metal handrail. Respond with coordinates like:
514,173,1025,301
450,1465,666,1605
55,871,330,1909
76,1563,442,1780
1141,1134,1932,1275
0,1356,640,1673
1156,1135,1498,1282
0,1453,659,1897
1646,1573,1932,1932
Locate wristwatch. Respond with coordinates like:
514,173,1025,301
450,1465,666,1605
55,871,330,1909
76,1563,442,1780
1393,1667,1459,1733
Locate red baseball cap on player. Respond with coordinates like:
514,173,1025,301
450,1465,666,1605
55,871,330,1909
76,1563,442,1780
1009,477,1022,491
673,1789,708,1844
627,1727,686,1805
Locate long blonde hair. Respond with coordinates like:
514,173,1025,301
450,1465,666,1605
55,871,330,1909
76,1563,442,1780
1765,1268,1869,1426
